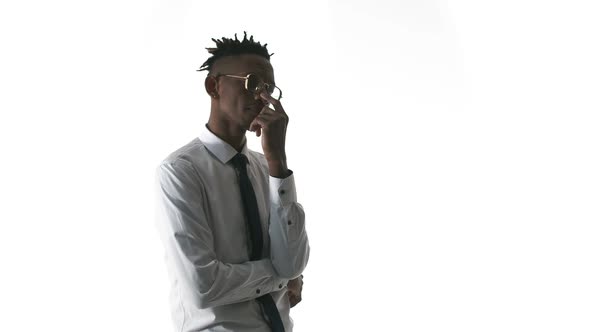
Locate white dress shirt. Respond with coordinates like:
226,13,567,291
155,125,310,332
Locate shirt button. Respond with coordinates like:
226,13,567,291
256,289,261,294
287,220,292,225
279,284,283,289
279,190,286,195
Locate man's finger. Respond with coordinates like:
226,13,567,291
258,107,288,126
260,91,285,113
249,115,273,131
259,106,276,116
254,114,273,125
249,120,261,132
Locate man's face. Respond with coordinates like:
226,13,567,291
210,54,275,131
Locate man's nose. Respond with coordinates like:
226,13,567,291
253,86,267,100
253,91,269,107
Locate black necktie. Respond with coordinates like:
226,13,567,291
231,153,285,332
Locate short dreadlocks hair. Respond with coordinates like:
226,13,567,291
197,31,274,73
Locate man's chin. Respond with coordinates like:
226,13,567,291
242,113,259,128
239,119,253,133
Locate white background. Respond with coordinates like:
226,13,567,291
1,0,589,331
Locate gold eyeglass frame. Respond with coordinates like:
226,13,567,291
215,73,283,100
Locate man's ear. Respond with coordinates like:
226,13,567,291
205,75,219,99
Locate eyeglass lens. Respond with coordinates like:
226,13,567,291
246,74,280,99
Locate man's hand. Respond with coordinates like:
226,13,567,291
287,274,303,308
249,91,290,177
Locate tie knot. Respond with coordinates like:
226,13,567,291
230,153,249,169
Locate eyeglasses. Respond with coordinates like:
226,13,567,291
214,73,283,100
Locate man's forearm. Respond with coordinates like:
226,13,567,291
267,159,290,178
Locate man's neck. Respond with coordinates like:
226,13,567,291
206,119,246,152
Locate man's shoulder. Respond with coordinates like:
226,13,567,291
159,136,208,168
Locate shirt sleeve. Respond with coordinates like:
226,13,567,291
155,160,287,310
268,172,311,279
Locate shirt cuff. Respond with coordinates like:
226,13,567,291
254,260,290,296
273,276,289,292
269,171,297,206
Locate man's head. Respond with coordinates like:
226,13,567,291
199,32,276,132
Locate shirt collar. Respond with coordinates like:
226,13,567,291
200,124,249,164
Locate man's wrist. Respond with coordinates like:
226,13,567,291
267,159,290,178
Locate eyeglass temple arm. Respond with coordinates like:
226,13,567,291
219,74,247,80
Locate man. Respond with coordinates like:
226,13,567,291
155,32,310,332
